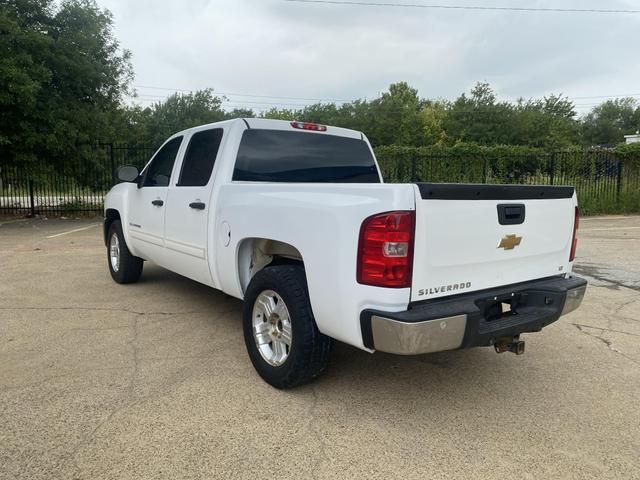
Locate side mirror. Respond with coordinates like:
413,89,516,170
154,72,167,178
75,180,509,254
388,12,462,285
117,165,139,183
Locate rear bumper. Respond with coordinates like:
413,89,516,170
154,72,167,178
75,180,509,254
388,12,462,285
360,275,587,355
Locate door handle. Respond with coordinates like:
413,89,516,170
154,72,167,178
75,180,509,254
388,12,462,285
189,202,206,210
151,199,164,207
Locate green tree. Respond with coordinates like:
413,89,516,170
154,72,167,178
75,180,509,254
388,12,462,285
508,95,579,148
0,0,132,168
297,103,341,125
419,100,448,145
365,82,425,146
227,108,255,119
444,82,515,145
442,83,579,148
0,0,53,161
261,106,300,121
126,89,226,146
581,98,640,146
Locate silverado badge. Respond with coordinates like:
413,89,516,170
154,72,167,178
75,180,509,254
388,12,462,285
498,234,522,250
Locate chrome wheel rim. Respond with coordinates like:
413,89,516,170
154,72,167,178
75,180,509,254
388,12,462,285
252,290,292,367
109,233,120,272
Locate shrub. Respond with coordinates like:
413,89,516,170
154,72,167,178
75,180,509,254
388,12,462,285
373,143,640,215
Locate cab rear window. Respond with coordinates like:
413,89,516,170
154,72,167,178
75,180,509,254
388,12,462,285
232,129,380,183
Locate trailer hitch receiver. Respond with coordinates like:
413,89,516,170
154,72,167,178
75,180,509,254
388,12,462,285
494,336,525,355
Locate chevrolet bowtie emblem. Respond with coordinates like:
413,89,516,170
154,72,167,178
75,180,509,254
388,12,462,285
498,234,522,250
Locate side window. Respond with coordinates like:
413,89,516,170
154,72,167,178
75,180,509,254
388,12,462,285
178,129,223,187
143,136,183,187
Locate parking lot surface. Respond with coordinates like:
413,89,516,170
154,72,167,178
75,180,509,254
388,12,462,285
1,216,639,479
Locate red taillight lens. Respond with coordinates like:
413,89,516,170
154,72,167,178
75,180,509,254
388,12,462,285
357,211,415,288
290,121,327,132
570,206,579,262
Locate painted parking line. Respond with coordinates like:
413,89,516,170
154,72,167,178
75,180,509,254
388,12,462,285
0,218,31,227
46,223,100,239
582,226,640,232
583,216,636,221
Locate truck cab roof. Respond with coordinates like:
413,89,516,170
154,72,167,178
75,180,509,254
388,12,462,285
171,118,364,140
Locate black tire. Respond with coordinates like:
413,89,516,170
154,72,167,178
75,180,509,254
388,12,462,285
242,265,332,389
107,220,143,284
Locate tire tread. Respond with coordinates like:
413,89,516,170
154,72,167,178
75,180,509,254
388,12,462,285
107,220,143,284
243,265,332,388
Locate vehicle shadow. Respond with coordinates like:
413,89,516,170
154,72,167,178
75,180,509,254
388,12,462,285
133,262,530,408
134,263,240,309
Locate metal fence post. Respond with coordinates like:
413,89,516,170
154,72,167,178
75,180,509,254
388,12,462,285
109,142,116,185
483,158,488,183
616,157,623,201
28,179,35,217
411,154,417,182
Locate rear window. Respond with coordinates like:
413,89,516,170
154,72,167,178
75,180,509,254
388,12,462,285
232,129,380,183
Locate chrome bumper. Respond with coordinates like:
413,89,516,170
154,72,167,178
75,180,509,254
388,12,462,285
371,314,467,355
362,276,587,356
561,283,587,316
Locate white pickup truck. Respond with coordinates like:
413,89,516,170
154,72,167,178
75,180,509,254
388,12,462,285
104,118,586,388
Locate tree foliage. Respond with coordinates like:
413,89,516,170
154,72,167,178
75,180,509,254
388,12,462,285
122,89,227,146
0,0,132,166
257,82,582,149
2,0,640,164
122,83,638,151
582,98,640,146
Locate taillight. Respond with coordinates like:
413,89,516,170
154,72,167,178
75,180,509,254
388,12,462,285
357,211,415,288
290,121,327,132
570,206,579,261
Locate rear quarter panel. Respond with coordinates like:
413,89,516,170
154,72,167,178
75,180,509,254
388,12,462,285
214,182,416,350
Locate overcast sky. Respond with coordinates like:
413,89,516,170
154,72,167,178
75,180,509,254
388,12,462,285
97,0,640,114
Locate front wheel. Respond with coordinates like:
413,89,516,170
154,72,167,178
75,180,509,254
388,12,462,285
107,220,143,284
242,265,332,389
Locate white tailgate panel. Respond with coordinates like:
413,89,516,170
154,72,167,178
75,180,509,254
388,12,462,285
411,197,575,302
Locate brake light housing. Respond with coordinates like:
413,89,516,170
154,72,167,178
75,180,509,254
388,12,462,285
357,211,415,288
569,206,579,262
290,121,327,132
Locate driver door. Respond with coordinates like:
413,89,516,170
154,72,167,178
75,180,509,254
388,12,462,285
127,136,183,262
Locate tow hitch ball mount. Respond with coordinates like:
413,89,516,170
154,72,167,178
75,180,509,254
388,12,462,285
494,335,525,355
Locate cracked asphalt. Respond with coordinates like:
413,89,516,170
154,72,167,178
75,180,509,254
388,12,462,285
1,215,639,480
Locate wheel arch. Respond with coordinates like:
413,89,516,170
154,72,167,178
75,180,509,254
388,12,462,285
104,208,121,246
236,237,304,295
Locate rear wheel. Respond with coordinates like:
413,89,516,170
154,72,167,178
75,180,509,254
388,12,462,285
243,265,332,389
107,220,143,284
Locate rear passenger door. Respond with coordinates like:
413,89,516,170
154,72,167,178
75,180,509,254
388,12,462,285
162,128,224,285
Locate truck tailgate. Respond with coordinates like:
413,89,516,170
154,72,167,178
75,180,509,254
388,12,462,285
411,183,577,302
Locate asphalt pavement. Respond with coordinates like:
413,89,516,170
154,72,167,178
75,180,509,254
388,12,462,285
1,215,639,479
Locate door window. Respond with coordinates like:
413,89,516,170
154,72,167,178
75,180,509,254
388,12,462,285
178,129,223,187
143,136,183,187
